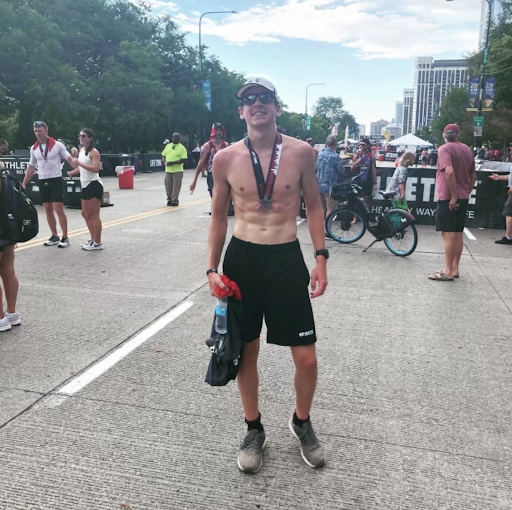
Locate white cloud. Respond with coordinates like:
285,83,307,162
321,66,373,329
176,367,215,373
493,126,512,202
177,0,481,59
148,0,180,12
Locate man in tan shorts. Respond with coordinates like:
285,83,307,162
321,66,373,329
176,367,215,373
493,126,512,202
206,77,328,474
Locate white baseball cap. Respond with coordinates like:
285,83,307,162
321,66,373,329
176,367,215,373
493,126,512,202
236,77,277,99
163,139,170,144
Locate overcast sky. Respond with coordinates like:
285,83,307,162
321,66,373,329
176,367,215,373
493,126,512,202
151,0,482,132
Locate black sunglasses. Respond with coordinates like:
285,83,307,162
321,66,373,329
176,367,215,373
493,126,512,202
33,121,45,127
240,93,276,106
79,134,87,138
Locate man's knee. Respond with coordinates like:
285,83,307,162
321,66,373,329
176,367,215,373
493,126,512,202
292,345,317,371
54,203,65,215
240,339,260,366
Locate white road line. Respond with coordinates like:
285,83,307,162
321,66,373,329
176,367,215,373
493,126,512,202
297,219,305,226
148,185,165,190
57,301,194,397
463,227,477,241
134,178,149,181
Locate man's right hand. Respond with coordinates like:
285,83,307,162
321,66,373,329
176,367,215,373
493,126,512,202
190,181,196,191
208,272,229,298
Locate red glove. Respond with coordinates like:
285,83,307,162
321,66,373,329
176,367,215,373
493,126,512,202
215,275,242,301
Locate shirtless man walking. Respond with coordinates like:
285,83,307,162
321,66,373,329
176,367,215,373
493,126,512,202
207,77,328,473
190,123,228,196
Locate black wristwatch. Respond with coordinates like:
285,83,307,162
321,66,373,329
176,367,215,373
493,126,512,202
314,249,329,260
206,268,218,276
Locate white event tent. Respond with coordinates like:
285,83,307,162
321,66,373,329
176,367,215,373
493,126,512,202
390,133,432,148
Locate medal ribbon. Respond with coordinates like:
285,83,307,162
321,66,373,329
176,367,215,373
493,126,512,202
39,141,49,160
244,133,283,203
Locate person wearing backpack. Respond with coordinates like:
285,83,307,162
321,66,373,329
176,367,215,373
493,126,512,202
22,121,78,248
0,161,20,331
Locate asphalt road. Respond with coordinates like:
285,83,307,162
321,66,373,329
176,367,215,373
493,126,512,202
0,170,511,510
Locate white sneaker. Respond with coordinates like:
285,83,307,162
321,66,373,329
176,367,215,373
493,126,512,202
58,237,70,248
0,316,11,332
83,242,103,251
5,312,21,326
81,240,93,249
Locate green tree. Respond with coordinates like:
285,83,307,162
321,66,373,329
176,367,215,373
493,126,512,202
309,115,331,144
430,87,473,145
92,41,173,153
278,111,304,138
313,96,359,138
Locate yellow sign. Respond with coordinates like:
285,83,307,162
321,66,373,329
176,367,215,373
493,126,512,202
383,130,390,142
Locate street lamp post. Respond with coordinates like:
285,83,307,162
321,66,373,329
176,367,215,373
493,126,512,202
447,0,492,146
199,10,237,73
305,83,324,133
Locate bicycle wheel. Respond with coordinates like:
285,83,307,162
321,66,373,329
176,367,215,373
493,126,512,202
384,224,418,256
326,209,366,244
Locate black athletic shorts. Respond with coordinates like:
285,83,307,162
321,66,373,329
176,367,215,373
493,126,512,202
435,199,469,232
222,236,316,347
81,181,104,201
354,177,374,197
39,177,64,203
503,196,512,217
206,172,214,197
0,243,13,252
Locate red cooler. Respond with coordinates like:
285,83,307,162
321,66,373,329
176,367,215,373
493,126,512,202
115,166,135,189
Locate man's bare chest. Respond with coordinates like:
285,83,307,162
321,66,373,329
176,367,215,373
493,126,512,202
228,152,301,199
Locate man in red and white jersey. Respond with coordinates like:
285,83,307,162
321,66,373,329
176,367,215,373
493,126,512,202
23,121,78,248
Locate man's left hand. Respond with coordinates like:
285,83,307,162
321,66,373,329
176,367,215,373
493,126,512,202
310,262,327,299
449,196,459,211
508,186,512,196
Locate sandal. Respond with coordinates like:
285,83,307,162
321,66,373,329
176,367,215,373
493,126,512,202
428,271,454,281
438,269,459,279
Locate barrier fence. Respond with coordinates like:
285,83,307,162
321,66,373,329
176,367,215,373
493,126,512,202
1,155,510,229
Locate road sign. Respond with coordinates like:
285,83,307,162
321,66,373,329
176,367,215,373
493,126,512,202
474,126,483,137
473,116,485,127
306,115,311,131
483,47,489,65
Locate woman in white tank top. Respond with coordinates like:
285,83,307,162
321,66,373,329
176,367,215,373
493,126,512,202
67,128,104,250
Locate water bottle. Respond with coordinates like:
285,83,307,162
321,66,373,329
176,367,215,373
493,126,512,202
214,298,228,335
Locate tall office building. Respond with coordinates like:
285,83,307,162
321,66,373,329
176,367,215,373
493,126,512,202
479,0,502,49
412,57,468,133
402,89,414,135
395,101,403,127
358,124,366,137
370,119,389,136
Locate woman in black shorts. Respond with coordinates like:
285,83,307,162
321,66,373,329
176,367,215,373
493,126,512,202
0,162,20,331
67,128,104,250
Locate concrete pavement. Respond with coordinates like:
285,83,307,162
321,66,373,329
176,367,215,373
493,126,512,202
0,170,511,509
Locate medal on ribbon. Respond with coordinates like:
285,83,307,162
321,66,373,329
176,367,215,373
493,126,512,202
244,133,283,213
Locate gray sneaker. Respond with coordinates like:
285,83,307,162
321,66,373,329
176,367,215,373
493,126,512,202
5,312,20,326
237,429,267,474
289,417,325,468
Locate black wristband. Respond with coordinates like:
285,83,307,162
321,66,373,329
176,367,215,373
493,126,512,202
206,268,218,276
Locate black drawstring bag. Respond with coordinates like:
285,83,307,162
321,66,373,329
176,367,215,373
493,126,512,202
205,297,244,387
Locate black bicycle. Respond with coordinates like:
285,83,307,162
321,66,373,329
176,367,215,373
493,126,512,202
325,177,418,256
